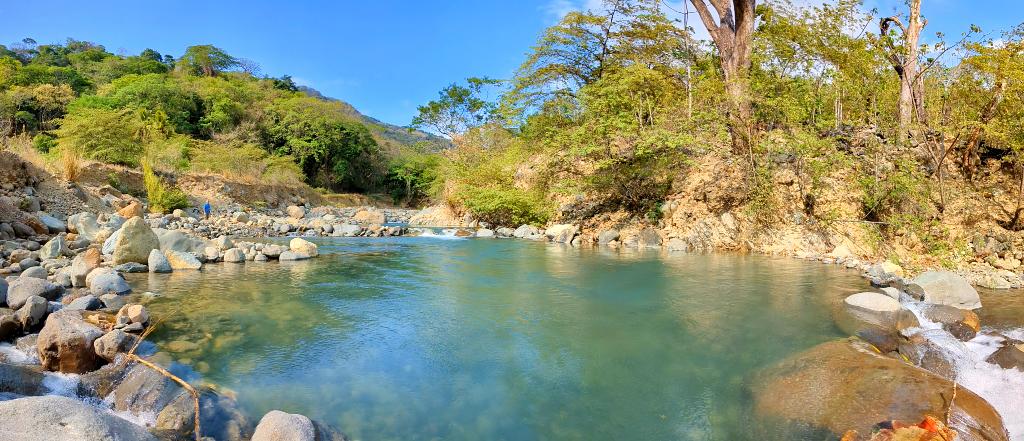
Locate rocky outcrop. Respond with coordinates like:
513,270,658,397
37,310,105,373
0,395,157,441
751,339,1008,441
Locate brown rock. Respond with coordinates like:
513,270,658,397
751,339,1008,441
37,310,105,373
117,201,144,219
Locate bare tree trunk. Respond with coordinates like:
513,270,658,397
880,0,926,135
690,0,757,156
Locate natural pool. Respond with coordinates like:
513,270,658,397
127,237,874,440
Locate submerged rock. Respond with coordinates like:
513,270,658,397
0,395,157,441
279,251,310,261
986,342,1024,371
751,339,1008,441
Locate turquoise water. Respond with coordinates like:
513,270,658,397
129,237,868,440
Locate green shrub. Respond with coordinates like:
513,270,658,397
459,186,551,226
32,133,57,153
143,162,190,213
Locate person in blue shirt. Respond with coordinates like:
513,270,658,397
203,201,211,219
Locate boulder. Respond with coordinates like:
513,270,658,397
7,277,62,309
910,271,982,310
87,268,131,296
333,224,362,237
513,224,540,238
751,339,1008,441
289,238,318,257
636,227,663,248
112,217,160,265
36,213,66,234
0,363,44,395
921,304,981,333
250,410,345,441
352,209,385,225
113,262,147,273
117,201,144,219
38,236,68,260
203,246,221,262
66,295,102,311
545,224,578,243
116,304,149,325
101,227,121,255
157,230,205,253
223,248,246,263
37,310,105,373
93,329,137,362
15,295,48,329
262,245,284,258
597,229,620,244
987,343,1024,371
232,211,249,223
67,212,103,242
844,291,901,313
286,205,306,219
148,249,172,273
165,251,202,270
68,248,101,288
0,395,157,441
212,235,234,251
19,266,47,279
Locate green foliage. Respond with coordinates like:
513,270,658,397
857,157,930,224
32,132,55,152
386,147,440,204
176,45,238,77
55,107,145,166
411,77,500,138
460,186,551,226
142,162,189,213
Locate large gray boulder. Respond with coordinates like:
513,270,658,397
148,249,172,273
87,268,131,296
112,217,160,265
332,224,362,237
287,205,306,219
101,227,121,255
513,224,540,238
909,270,982,310
636,227,663,248
7,277,62,309
38,310,105,373
156,230,205,253
0,395,157,441
597,229,620,244
93,329,137,362
15,295,48,329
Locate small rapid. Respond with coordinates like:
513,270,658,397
902,299,1024,440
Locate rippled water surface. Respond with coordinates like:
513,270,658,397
127,237,873,440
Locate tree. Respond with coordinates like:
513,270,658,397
690,0,757,155
412,77,500,139
55,107,146,165
879,0,926,133
176,45,238,76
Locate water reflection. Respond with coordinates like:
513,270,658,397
126,238,871,441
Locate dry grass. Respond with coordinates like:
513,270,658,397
4,134,52,172
58,147,84,182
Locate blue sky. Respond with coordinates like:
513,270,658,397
1,1,1020,127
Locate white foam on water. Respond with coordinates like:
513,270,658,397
903,301,1024,440
415,228,467,240
0,343,37,364
108,408,158,428
42,372,80,397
